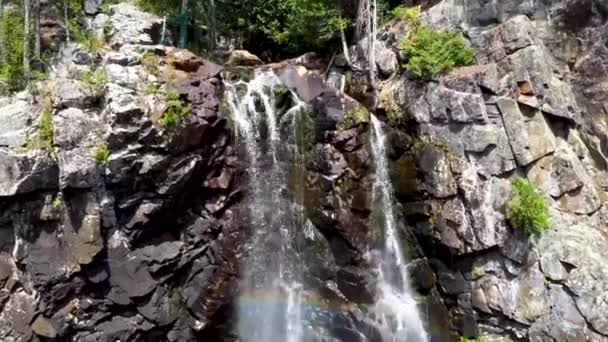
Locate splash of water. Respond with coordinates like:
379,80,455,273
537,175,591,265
225,70,306,342
369,115,428,342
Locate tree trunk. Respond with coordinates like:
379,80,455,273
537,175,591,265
64,0,70,42
23,0,30,79
0,0,5,65
178,0,189,48
209,0,216,51
34,0,40,62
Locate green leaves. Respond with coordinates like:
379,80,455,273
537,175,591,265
507,178,551,235
0,8,26,93
159,90,191,130
399,7,475,77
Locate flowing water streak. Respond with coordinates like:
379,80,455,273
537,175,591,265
370,115,428,342
225,70,305,342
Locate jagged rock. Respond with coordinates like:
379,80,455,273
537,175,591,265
108,4,163,48
53,108,96,149
497,98,555,166
53,80,97,109
158,155,201,195
0,150,58,196
133,240,183,273
62,192,103,265
58,149,100,189
0,97,32,147
137,286,182,326
415,143,457,198
105,63,142,89
0,290,36,336
224,50,263,67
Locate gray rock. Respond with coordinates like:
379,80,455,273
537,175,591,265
497,98,555,166
58,148,100,189
108,4,163,47
53,108,95,149
415,144,457,198
0,97,32,147
84,0,102,15
0,149,58,196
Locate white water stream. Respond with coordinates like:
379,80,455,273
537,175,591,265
370,115,428,342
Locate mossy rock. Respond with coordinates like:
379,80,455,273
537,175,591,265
337,105,370,131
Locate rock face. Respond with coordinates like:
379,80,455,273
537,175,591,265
0,0,607,342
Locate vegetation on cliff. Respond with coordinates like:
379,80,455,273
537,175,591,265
507,178,551,235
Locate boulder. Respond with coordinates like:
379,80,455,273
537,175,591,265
224,50,263,67
0,97,32,147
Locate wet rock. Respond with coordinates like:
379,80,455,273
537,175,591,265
137,286,182,326
0,150,59,196
438,270,468,295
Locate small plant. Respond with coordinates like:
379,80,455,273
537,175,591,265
159,89,191,130
141,51,160,76
142,83,159,96
398,7,475,77
102,22,114,42
51,196,63,210
393,5,421,30
471,266,484,278
507,178,551,235
76,31,103,54
26,99,54,154
93,142,110,167
80,69,108,94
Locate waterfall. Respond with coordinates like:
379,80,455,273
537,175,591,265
369,115,428,342
225,70,306,342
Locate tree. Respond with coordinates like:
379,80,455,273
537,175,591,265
0,0,5,65
34,0,40,62
178,0,188,48
23,0,30,80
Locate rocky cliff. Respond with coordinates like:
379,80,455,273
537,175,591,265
0,0,606,341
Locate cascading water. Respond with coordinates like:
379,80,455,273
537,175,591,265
225,70,307,342
369,115,428,342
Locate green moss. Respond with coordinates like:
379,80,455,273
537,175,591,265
93,142,110,167
141,51,160,76
337,105,369,131
159,89,191,130
507,178,551,235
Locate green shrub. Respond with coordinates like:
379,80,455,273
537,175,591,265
93,142,110,167
0,8,26,93
51,196,63,210
159,89,191,130
80,69,108,94
26,99,54,153
141,52,160,76
75,31,103,54
399,7,475,77
507,178,551,235
142,83,159,95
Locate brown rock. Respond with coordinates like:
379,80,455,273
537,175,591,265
166,49,204,72
224,50,263,67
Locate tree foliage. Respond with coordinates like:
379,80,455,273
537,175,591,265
507,178,551,235
399,6,475,77
0,7,26,92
